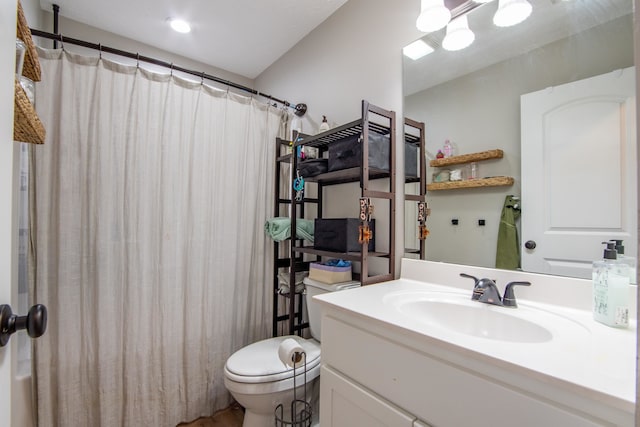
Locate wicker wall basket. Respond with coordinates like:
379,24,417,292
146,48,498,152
16,0,41,82
14,79,45,144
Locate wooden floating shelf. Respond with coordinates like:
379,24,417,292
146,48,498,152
430,149,504,167
427,176,514,191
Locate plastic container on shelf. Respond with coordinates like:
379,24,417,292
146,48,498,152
468,162,478,179
19,76,35,105
16,38,26,76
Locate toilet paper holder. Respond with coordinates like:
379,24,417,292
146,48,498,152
274,349,312,427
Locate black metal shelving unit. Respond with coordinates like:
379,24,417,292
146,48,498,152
272,138,313,337
404,117,427,259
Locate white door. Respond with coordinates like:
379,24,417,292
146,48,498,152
521,67,636,278
1,0,19,425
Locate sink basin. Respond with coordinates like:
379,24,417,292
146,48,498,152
383,291,590,343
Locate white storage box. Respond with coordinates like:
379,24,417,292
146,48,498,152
309,262,352,284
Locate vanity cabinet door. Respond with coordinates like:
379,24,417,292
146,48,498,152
320,365,415,427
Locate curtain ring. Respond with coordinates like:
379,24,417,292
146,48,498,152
170,63,174,76
58,34,64,50
200,71,205,85
98,43,102,60
136,53,140,68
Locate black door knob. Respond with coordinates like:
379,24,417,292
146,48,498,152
0,304,48,347
525,240,537,250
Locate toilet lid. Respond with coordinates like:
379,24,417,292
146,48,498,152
225,336,321,384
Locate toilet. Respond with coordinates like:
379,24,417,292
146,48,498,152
224,278,360,427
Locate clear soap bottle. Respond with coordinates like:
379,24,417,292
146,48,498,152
612,239,637,285
593,241,630,328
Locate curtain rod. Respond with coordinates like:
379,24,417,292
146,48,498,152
29,28,308,116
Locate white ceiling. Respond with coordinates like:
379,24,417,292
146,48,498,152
403,0,634,96
39,0,349,79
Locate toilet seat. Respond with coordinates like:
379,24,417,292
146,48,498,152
224,336,321,384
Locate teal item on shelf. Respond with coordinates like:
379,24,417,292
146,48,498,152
264,217,314,242
325,259,351,267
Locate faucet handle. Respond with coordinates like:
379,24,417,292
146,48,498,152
460,274,481,300
503,281,531,308
460,273,478,283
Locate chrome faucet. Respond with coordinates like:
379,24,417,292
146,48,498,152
460,273,531,308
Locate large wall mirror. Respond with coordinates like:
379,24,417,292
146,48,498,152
403,0,636,279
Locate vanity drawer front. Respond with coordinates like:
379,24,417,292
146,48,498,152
322,315,614,427
320,365,415,427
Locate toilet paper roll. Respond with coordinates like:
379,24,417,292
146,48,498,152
278,338,306,369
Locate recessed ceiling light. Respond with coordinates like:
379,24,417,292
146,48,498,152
168,18,191,34
403,39,435,60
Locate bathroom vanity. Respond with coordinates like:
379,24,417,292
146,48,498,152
314,259,636,427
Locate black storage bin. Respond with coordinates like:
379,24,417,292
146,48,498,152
405,142,418,178
328,133,390,172
298,158,328,178
314,218,375,252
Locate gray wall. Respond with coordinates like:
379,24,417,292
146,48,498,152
404,15,634,268
256,0,423,275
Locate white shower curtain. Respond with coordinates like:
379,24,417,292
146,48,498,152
31,48,282,426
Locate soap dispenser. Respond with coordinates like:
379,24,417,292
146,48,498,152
593,241,630,328
318,115,330,133
612,239,637,285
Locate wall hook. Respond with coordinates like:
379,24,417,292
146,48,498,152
294,103,307,117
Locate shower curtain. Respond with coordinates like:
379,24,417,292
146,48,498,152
30,48,283,426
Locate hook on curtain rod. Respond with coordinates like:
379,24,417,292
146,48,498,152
58,34,64,50
98,43,102,60
136,53,140,68
169,63,173,76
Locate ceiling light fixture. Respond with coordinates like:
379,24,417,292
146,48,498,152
403,39,435,60
493,0,532,27
416,0,451,33
168,18,191,34
442,15,475,51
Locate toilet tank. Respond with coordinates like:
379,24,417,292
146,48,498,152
303,277,360,341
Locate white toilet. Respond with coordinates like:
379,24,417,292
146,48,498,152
224,278,360,427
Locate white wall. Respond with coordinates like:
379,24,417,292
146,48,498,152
256,0,424,275
35,11,254,89
0,0,17,425
404,14,634,268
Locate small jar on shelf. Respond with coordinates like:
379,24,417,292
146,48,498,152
467,162,478,180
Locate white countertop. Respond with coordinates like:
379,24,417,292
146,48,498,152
314,260,637,414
